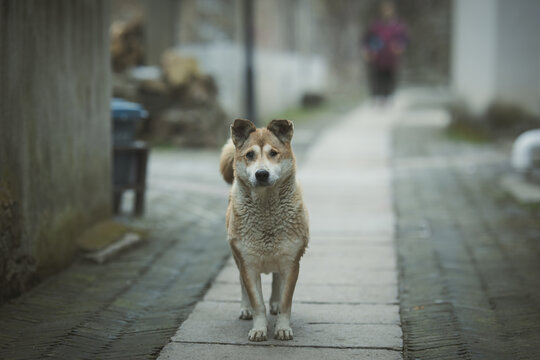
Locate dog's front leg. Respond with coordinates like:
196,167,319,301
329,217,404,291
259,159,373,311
240,267,268,341
269,272,281,315
274,262,299,340
239,276,253,320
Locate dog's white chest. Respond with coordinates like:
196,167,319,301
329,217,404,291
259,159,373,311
240,237,303,274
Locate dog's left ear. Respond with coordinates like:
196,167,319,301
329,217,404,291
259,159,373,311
231,118,256,147
267,119,294,143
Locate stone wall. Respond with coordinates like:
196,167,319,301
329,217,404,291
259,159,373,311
0,0,111,302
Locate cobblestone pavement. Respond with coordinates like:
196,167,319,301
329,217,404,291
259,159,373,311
0,149,231,360
0,106,345,360
393,110,540,359
6,99,538,360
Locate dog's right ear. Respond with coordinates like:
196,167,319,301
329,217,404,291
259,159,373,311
231,119,256,147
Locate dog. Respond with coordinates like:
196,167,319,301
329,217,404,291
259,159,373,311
219,118,309,342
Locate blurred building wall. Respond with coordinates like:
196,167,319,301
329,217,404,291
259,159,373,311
496,0,540,114
145,0,180,65
176,0,328,119
397,0,452,86
110,0,179,66
109,0,452,117
452,0,540,114
0,0,112,302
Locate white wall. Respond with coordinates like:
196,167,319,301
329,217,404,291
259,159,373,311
255,48,327,118
177,42,244,117
451,0,498,113
177,42,328,120
452,0,540,115
496,0,540,114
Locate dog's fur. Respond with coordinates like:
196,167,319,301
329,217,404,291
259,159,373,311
219,119,309,341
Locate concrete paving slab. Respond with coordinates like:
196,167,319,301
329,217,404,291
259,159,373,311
308,215,394,236
187,300,400,324
301,257,397,272
204,283,398,304
214,264,398,285
307,242,395,252
171,318,402,350
225,244,397,267
309,234,394,244
224,253,397,270
159,343,402,360
157,104,402,359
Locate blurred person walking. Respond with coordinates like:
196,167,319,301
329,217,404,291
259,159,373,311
362,1,408,104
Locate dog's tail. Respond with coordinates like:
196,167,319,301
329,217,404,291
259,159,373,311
219,139,235,184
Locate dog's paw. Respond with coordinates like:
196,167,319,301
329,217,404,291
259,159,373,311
248,327,267,342
239,308,253,320
270,302,279,315
274,326,293,340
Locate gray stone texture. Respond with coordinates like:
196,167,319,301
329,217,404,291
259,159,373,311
159,343,402,360
393,100,540,359
0,0,112,301
0,149,231,359
0,105,344,358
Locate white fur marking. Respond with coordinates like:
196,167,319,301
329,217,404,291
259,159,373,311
252,145,261,155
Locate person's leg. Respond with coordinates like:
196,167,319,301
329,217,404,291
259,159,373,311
386,68,397,97
368,65,379,98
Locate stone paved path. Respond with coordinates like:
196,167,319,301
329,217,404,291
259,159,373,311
0,150,231,360
158,106,403,359
392,101,540,359
0,105,347,360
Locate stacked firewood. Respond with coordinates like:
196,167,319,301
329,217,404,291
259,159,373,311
110,19,145,73
111,20,228,147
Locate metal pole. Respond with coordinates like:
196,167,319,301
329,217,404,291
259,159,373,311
243,0,257,124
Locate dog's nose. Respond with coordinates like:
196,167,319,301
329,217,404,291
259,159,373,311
255,170,269,182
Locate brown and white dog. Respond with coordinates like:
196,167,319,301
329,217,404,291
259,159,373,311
219,119,309,341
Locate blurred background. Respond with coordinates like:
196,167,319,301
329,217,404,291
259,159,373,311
1,0,540,358
2,0,540,315
108,0,451,146
1,0,460,302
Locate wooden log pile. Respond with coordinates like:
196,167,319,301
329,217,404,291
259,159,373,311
110,19,145,73
111,19,228,147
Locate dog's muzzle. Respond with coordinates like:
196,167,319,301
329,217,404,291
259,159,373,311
255,169,270,186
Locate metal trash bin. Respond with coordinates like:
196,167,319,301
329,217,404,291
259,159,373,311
111,98,150,215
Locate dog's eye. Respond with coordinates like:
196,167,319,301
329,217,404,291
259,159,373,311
269,150,278,157
246,151,255,160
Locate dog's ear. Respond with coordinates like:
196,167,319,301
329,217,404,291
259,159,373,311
267,119,294,143
231,119,256,147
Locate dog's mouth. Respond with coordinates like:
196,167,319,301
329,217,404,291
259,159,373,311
254,180,272,187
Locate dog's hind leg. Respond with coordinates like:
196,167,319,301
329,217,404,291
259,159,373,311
239,276,253,320
269,273,281,315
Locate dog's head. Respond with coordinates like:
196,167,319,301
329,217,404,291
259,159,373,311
231,119,295,188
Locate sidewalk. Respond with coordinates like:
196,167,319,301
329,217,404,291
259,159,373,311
392,91,540,359
0,149,232,360
158,105,403,359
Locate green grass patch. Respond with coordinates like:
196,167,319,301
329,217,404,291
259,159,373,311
268,93,364,125
446,122,489,143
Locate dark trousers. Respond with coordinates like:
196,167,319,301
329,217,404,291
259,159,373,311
368,66,397,98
